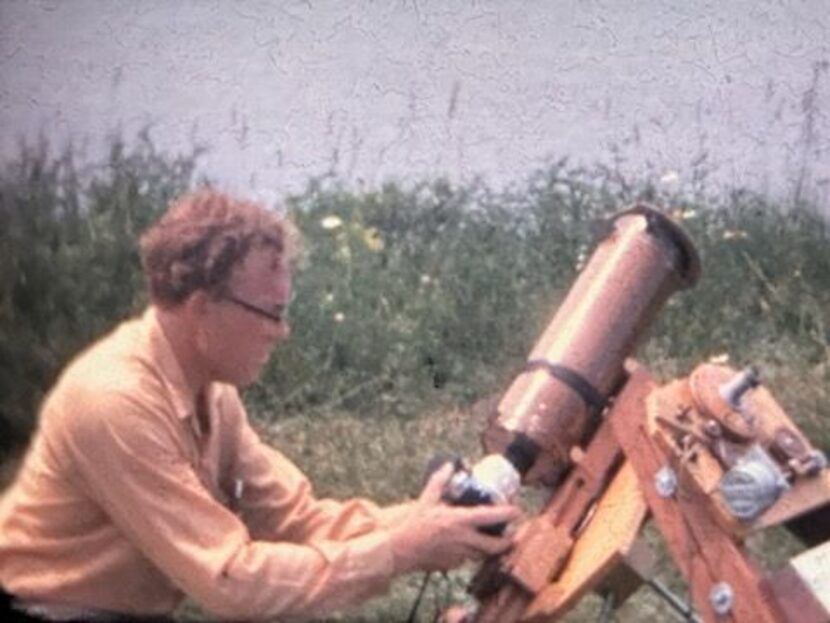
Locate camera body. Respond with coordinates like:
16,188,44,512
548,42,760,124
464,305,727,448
441,454,520,535
437,435,538,535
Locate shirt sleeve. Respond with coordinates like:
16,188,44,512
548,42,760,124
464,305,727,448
221,389,404,545
63,387,396,621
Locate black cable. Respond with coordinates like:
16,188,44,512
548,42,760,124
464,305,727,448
406,571,433,623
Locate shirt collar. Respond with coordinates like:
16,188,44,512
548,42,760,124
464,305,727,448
141,306,198,421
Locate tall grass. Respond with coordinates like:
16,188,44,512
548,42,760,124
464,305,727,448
0,134,197,451
0,137,827,621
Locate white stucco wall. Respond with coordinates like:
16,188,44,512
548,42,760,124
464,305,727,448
1,0,828,206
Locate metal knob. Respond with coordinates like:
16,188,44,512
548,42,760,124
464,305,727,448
718,366,760,408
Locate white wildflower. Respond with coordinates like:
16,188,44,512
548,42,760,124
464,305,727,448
722,230,748,240
679,208,697,220
321,215,343,230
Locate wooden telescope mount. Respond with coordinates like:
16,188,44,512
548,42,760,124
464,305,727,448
469,360,830,623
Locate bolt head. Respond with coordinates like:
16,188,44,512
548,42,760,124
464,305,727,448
709,582,734,615
655,466,678,498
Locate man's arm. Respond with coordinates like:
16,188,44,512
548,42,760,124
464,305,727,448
221,388,414,543
221,388,520,569
65,391,397,620
227,408,522,574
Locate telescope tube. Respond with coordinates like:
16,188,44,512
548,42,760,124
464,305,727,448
482,204,700,485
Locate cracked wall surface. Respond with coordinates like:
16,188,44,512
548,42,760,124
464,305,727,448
1,0,828,205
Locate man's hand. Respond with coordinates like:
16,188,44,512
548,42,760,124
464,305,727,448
387,463,521,573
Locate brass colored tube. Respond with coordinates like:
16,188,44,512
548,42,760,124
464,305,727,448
483,204,700,485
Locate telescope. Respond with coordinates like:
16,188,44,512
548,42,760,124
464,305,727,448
446,204,830,623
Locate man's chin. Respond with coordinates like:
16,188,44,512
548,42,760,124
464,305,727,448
240,362,270,387
234,371,261,388
218,366,262,388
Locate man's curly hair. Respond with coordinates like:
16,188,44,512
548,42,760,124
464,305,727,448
139,189,300,307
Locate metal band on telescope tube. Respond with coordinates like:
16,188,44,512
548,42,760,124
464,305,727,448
524,359,608,414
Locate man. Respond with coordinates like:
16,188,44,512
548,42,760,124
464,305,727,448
0,190,519,621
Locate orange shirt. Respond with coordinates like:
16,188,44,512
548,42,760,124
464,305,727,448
0,307,405,620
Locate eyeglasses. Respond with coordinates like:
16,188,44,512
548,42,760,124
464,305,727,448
223,293,288,324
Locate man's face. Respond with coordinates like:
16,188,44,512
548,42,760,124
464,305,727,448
199,245,292,387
